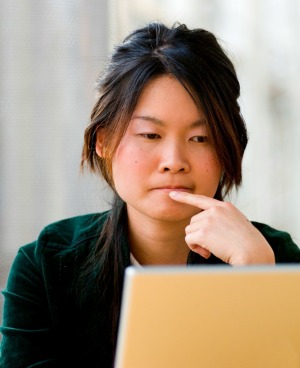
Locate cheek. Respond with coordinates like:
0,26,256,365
112,144,149,200
112,143,145,178
208,158,222,177
201,151,222,175
198,153,222,193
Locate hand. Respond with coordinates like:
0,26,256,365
169,191,275,266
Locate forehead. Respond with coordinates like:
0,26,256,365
132,75,205,124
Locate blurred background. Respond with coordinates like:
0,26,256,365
1,0,299,329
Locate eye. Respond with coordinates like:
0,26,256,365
141,133,161,140
190,136,208,143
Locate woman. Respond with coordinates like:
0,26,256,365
1,22,299,367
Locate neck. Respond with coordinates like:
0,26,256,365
127,207,190,266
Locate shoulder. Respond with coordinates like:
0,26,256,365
252,221,300,263
15,211,110,269
5,211,111,295
37,211,110,249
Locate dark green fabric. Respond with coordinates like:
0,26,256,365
0,212,299,367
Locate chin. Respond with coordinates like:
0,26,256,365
147,206,196,223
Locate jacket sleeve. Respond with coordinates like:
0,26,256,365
0,243,60,368
252,221,300,263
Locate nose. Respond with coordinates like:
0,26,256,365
158,140,190,173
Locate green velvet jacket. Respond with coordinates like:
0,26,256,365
1,211,300,367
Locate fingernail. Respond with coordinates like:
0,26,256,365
169,191,179,198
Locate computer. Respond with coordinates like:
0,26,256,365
115,265,300,368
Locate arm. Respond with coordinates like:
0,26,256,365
0,244,59,367
252,221,300,263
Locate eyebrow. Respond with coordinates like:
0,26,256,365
131,115,206,127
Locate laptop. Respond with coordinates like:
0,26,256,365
114,265,300,368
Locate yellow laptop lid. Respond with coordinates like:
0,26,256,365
115,265,300,368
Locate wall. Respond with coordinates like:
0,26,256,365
1,0,299,336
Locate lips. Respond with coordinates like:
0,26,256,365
152,186,192,192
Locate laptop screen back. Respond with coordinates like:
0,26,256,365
115,265,300,368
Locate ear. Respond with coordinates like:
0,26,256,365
95,131,107,157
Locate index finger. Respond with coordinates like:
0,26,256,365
169,191,222,210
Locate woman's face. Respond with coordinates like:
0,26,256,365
110,75,222,223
